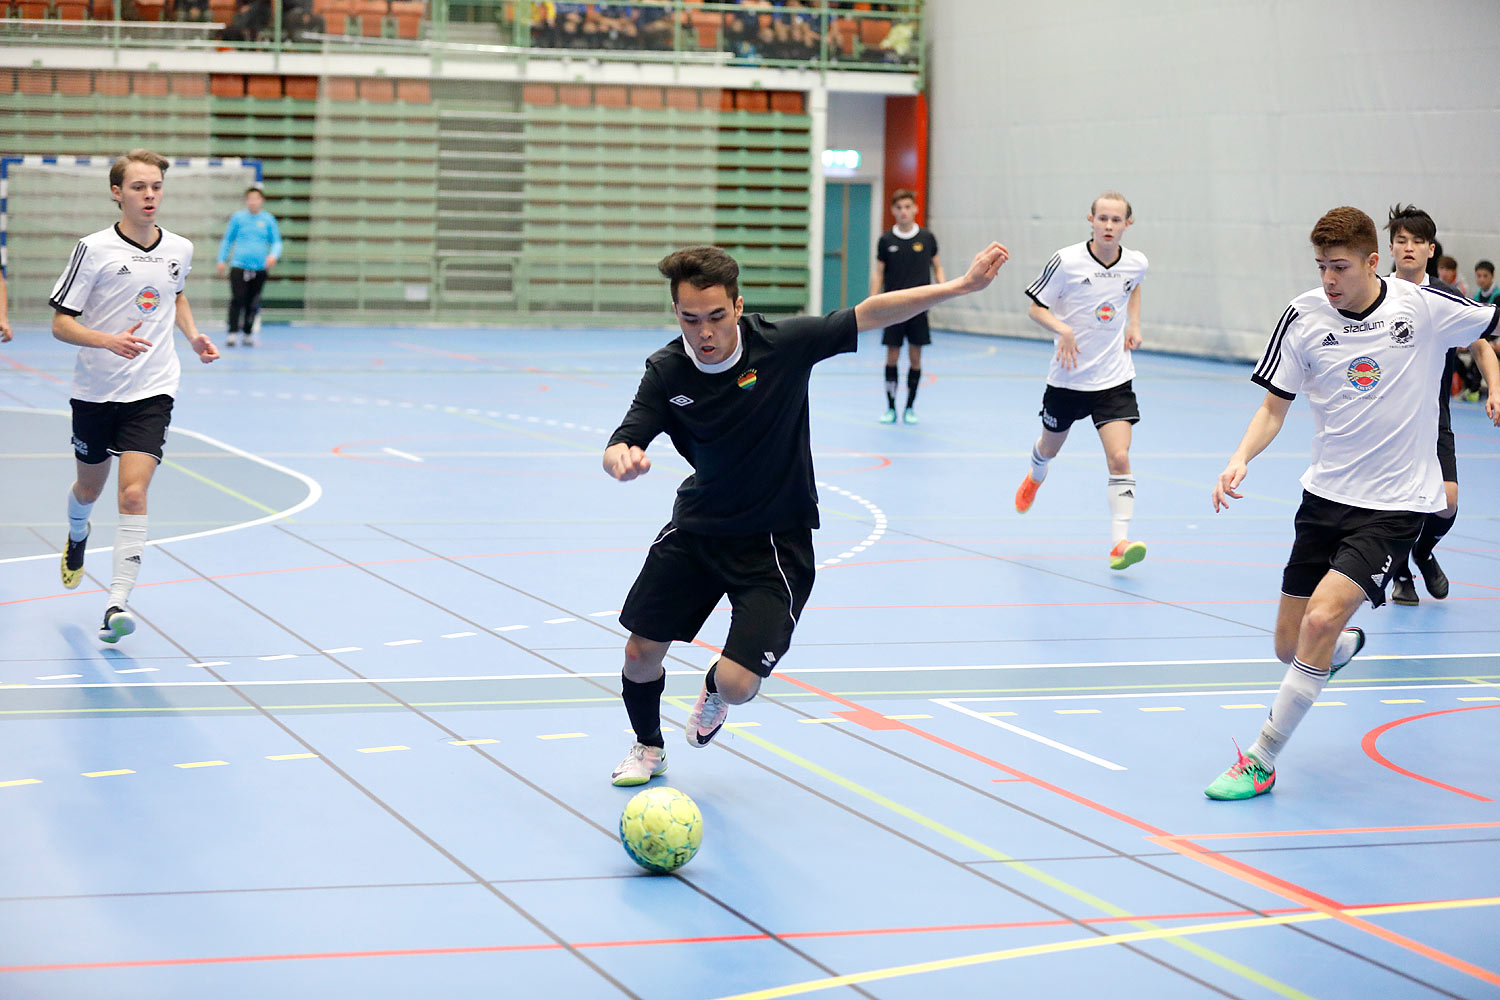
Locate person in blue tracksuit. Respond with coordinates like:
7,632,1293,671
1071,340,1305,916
216,186,281,346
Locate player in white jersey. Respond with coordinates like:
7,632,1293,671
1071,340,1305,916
1204,207,1499,801
49,149,220,643
1015,191,1150,570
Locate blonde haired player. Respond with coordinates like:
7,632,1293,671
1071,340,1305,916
50,149,219,642
1015,191,1149,570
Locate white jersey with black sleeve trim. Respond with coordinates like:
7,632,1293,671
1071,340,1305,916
1252,277,1499,513
49,223,194,403
1025,239,1149,391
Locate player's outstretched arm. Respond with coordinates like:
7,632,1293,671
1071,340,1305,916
175,292,219,363
52,313,152,359
603,442,651,482
854,242,1007,333
1469,337,1500,425
1212,392,1292,512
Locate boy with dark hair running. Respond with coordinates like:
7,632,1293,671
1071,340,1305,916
51,149,219,642
1204,206,1499,800
606,240,1009,785
873,188,944,425
1015,191,1150,570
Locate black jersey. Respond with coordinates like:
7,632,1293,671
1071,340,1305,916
609,309,859,535
876,227,939,291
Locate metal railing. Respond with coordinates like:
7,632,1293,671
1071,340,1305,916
0,1,923,79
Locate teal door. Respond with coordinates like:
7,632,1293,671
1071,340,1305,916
822,182,872,313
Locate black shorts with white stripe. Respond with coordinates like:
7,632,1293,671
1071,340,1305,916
620,522,815,677
1281,491,1423,609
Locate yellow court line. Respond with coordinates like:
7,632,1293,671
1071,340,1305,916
0,779,41,787
174,760,228,769
81,769,134,778
161,460,279,515
266,753,319,761
537,733,586,741
711,897,1500,1000
356,745,410,753
726,727,1312,1000
1139,706,1184,712
449,739,498,746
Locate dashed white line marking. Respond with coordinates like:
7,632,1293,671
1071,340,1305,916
589,611,616,617
258,654,298,662
815,481,887,568
442,632,478,639
115,667,159,674
323,647,361,654
495,625,527,632
37,674,82,680
544,617,576,625
384,639,422,647
188,661,229,669
935,699,1126,771
381,447,424,463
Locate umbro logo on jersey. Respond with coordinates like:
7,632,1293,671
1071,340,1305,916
1321,332,1340,346
117,265,131,275
669,395,694,407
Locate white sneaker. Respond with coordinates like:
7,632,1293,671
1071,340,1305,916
99,605,136,644
685,687,728,748
610,742,666,787
225,333,238,347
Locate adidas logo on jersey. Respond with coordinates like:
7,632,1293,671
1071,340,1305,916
1321,332,1340,346
125,555,141,564
1080,277,1092,285
117,265,131,275
1119,490,1134,498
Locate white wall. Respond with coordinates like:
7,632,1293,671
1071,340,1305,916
924,0,1500,359
825,91,887,263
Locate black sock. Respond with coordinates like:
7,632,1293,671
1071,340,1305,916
621,672,665,748
704,661,718,694
884,365,898,408
1414,508,1456,562
906,367,922,409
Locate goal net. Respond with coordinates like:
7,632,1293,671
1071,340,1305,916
1,155,260,327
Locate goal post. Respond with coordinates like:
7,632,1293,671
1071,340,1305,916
1,155,261,327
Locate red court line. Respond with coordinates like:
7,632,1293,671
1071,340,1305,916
0,904,1321,975
1153,835,1500,989
0,355,65,383
1361,705,1500,802
1173,821,1500,841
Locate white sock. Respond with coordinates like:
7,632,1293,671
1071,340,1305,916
1332,628,1360,668
1248,656,1329,767
1029,444,1049,484
1107,476,1136,542
68,488,94,542
108,514,148,608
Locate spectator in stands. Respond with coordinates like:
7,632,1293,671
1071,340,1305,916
635,1,672,49
782,1,821,59
592,4,637,48
1477,260,1500,306
283,0,324,41
529,1,557,47
222,0,271,40
1437,254,1469,297
554,2,593,47
216,186,281,347
0,271,11,343
723,6,754,57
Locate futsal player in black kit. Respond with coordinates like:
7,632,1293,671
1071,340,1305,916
606,241,1008,786
873,188,944,424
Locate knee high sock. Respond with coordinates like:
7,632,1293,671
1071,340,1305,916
108,514,148,608
905,367,922,409
1107,476,1136,543
621,671,666,748
1248,656,1329,767
67,488,94,542
884,365,898,408
1026,446,1050,485
1413,507,1456,562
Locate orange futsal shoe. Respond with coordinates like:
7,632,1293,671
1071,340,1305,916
1109,539,1147,571
1014,474,1042,513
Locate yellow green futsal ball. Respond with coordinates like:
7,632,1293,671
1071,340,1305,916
619,786,703,874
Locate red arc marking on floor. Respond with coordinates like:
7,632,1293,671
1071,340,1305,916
1361,704,1499,802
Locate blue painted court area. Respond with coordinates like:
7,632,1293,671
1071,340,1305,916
2,324,1498,999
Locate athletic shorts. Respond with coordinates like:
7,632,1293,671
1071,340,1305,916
881,313,931,347
70,394,174,465
1436,397,1457,483
1281,491,1424,609
1039,380,1139,433
619,522,815,677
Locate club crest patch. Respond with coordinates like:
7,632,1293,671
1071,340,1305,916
135,286,161,314
736,369,758,391
1346,356,1381,391
1095,302,1115,323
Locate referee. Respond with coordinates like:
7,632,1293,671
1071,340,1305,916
605,240,1008,787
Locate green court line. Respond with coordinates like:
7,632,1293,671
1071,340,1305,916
726,725,1312,1000
161,460,279,515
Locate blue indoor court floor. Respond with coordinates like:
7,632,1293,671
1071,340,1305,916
1,323,1498,999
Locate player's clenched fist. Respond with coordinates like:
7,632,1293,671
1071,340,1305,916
603,442,651,481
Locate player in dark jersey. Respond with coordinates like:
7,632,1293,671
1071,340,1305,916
873,189,944,425
606,240,1008,786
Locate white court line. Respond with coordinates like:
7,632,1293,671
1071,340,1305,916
940,682,1500,705
0,409,323,565
381,447,424,463
935,699,1126,771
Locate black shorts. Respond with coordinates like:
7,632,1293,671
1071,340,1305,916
70,394,174,465
619,523,815,677
1039,380,1140,433
1282,491,1424,609
881,313,930,347
1436,422,1457,484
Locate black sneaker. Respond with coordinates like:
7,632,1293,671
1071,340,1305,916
99,606,136,644
1414,552,1449,600
1390,575,1419,606
61,525,89,590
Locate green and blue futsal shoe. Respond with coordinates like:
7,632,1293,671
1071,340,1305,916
1204,742,1275,800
